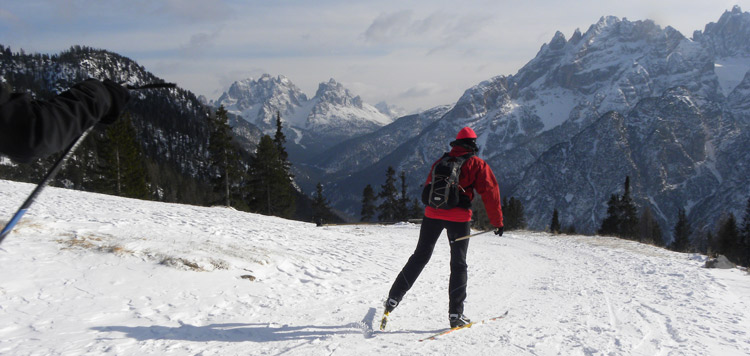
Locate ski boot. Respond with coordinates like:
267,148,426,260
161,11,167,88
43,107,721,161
379,298,399,330
449,313,472,328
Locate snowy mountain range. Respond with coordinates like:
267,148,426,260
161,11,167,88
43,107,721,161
317,6,750,237
2,7,749,238
214,74,393,160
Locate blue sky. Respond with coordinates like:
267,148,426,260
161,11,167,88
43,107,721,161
1,0,748,112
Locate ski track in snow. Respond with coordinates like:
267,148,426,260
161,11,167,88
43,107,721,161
0,179,748,355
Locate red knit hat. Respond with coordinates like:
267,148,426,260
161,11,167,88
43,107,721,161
456,127,477,140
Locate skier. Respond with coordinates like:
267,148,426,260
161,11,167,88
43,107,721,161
0,78,130,163
382,126,504,328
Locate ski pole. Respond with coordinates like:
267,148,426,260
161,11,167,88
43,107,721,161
0,82,176,246
125,83,176,90
451,230,494,243
0,125,95,245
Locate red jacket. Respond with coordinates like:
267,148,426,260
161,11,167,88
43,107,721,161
424,146,504,228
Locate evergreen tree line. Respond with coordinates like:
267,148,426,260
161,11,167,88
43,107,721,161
360,167,423,222
472,195,528,231
590,176,750,266
0,44,217,205
206,108,297,218
0,45,333,223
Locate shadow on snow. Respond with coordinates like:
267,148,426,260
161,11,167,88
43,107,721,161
92,321,440,343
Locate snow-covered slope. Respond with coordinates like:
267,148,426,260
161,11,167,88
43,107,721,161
1,179,748,355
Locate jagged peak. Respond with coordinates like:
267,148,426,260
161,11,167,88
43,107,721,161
229,74,295,90
570,28,583,44
588,15,621,33
696,6,750,56
315,78,348,97
705,5,750,33
549,31,567,50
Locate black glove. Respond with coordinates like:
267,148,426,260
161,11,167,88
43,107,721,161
100,79,131,124
494,226,503,236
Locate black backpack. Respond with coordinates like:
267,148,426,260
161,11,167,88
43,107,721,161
421,153,473,209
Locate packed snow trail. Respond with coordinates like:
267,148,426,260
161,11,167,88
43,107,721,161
0,179,748,355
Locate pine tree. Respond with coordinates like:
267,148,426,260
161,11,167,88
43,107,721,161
312,182,332,225
208,106,245,207
273,111,289,163
98,112,149,199
550,209,561,234
714,213,739,263
396,171,410,221
638,206,663,246
471,195,492,231
598,176,639,239
248,135,295,217
361,184,376,222
377,166,399,222
619,176,639,240
671,209,691,252
408,198,423,219
502,197,527,231
599,194,621,236
741,197,750,267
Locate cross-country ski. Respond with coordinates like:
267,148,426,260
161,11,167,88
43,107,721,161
418,311,509,341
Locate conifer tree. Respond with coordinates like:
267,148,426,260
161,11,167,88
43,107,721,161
98,112,149,199
714,213,739,262
312,182,332,225
361,184,376,222
208,106,245,207
638,206,663,246
598,176,639,239
502,197,527,231
396,171,410,221
408,198,423,220
273,111,289,163
550,209,561,234
599,194,621,236
741,197,750,266
377,166,399,222
248,135,295,218
471,196,492,231
619,176,639,239
671,208,691,252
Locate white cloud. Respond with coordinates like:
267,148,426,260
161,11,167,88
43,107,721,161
362,9,494,54
363,10,415,43
400,82,443,98
179,29,223,58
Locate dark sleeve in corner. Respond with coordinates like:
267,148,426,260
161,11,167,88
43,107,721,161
0,79,114,163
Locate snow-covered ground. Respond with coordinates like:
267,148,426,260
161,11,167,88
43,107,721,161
0,179,748,355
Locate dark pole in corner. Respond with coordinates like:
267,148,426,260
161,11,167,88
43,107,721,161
0,125,95,245
0,82,177,246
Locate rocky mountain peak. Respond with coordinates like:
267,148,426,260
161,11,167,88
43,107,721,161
217,74,307,117
314,78,363,108
697,6,750,57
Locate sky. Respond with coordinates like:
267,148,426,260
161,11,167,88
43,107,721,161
1,0,749,112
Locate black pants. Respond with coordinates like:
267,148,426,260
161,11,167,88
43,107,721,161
387,216,471,314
